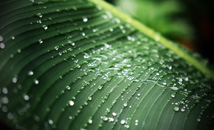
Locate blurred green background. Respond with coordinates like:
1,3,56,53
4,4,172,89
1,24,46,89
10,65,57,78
106,0,214,64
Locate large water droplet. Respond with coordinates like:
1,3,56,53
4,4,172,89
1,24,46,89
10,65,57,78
112,112,117,116
174,106,179,112
0,36,3,41
2,97,9,104
88,119,93,124
34,79,39,84
83,17,88,22
170,87,178,91
69,100,74,106
28,71,34,76
48,119,53,125
42,25,48,30
24,94,30,101
0,43,5,49
12,77,17,83
2,87,8,94
120,119,126,124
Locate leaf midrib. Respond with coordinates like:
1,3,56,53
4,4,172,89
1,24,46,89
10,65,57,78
89,0,214,79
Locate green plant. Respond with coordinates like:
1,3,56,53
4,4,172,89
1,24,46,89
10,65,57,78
0,0,213,130
115,0,194,41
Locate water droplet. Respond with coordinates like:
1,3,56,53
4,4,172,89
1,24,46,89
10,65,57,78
0,36,3,41
120,120,126,124
24,94,30,101
2,87,8,94
83,17,88,22
69,116,72,119
2,97,9,104
124,124,130,128
42,25,48,30
170,87,178,91
48,119,53,125
88,119,93,124
171,94,175,98
69,100,74,106
37,13,43,18
174,106,179,112
17,49,21,53
12,77,17,83
0,43,5,49
11,36,15,40
88,97,92,101
39,39,43,44
34,79,39,84
71,42,75,46
181,108,185,112
82,32,86,36
137,93,141,96
102,116,108,121
109,117,114,122
28,71,34,76
84,53,90,59
123,103,127,107
197,118,201,122
112,112,117,116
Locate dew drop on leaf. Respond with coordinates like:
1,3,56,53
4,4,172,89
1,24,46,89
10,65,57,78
28,71,34,76
12,77,17,83
2,97,9,104
48,119,53,125
34,79,39,84
11,36,15,40
23,94,30,101
0,35,3,41
120,119,126,124
69,100,74,106
174,106,179,112
39,39,43,44
42,25,48,30
83,17,88,22
123,103,128,107
170,87,178,91
88,119,93,124
0,43,5,49
2,87,8,94
112,112,117,116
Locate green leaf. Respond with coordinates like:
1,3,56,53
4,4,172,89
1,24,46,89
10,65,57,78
0,0,213,130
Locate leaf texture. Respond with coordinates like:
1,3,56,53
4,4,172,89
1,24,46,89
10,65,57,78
0,0,213,130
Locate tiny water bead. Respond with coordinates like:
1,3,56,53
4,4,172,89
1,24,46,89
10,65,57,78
12,77,17,83
170,86,178,91
0,35,3,41
88,119,93,124
0,43,5,49
11,36,15,40
42,25,48,30
69,100,74,106
112,112,117,116
48,119,53,125
23,94,30,101
2,87,8,94
120,119,126,124
1,97,9,104
39,39,43,44
28,71,34,76
83,17,88,22
34,79,39,84
174,106,179,112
